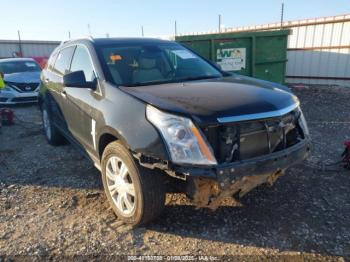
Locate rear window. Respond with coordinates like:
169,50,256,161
0,60,41,74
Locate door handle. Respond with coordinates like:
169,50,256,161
60,90,67,98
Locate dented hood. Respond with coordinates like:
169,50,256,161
120,76,299,125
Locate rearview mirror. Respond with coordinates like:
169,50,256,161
63,71,96,89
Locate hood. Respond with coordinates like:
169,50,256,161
230,73,292,93
120,76,299,125
4,71,40,84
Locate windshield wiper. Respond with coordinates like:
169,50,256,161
124,79,177,87
176,75,221,82
123,75,221,87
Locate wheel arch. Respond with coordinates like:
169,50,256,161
98,127,130,160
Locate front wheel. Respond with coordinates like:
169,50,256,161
101,141,165,226
42,104,65,146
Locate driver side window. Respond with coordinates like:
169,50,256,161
70,46,96,82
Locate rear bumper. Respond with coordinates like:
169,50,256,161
174,138,311,182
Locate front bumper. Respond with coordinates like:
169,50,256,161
174,139,311,209
0,90,38,105
174,138,311,182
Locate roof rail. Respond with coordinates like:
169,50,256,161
59,39,70,45
59,36,95,46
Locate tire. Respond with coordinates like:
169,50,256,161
41,103,65,146
101,141,165,226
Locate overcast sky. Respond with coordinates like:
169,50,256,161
1,0,349,41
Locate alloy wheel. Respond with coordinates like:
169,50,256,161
106,156,136,216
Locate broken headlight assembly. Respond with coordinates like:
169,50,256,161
146,105,217,166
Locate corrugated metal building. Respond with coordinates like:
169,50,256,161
178,14,350,87
0,40,60,59
285,15,350,87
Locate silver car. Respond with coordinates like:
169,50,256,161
0,58,41,105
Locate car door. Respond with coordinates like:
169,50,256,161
47,46,76,135
63,45,102,154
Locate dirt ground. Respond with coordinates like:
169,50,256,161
0,86,349,261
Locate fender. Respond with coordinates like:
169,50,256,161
95,85,169,161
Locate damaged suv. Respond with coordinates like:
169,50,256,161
39,38,310,226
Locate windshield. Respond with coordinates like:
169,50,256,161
97,42,223,87
0,60,41,74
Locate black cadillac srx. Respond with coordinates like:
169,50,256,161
39,38,311,226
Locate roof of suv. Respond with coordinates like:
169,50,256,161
63,37,173,47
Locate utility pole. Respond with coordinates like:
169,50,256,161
68,31,71,39
218,14,221,32
280,2,285,29
88,24,92,36
17,30,23,57
141,26,144,37
174,20,178,37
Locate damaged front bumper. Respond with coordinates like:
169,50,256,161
174,139,311,209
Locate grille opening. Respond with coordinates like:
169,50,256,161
7,82,39,92
12,97,38,102
203,110,304,164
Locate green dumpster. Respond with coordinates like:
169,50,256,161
176,30,290,84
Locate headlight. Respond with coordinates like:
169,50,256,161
146,105,217,166
3,85,13,92
298,108,309,136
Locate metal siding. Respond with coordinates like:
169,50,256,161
0,40,59,58
285,16,350,87
21,43,58,57
0,43,19,58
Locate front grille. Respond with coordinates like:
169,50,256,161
7,82,39,92
12,96,38,102
202,109,305,164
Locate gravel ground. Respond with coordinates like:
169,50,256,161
0,86,349,261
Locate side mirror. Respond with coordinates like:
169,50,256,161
63,71,96,89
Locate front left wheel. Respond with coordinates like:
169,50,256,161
41,104,65,146
101,141,166,226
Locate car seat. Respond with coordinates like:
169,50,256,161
133,54,163,83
